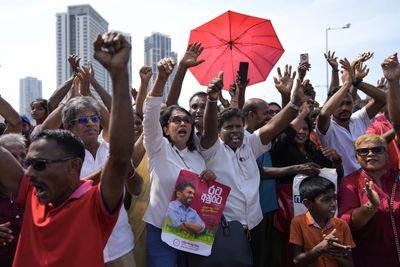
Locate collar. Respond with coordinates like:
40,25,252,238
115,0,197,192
305,211,333,230
69,179,93,199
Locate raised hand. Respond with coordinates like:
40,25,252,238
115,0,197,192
355,62,369,79
381,53,400,82
75,65,91,96
157,57,176,79
297,62,311,81
70,76,82,98
273,64,296,96
377,77,388,91
87,61,95,80
130,88,138,101
292,79,314,107
339,58,354,84
351,51,374,68
180,42,205,68
139,65,153,82
228,83,238,98
364,178,380,207
324,50,339,71
68,54,81,74
207,71,224,101
94,31,131,74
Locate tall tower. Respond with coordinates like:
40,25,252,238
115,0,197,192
56,5,117,93
144,32,178,102
19,77,42,119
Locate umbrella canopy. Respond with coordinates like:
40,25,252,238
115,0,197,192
189,10,284,89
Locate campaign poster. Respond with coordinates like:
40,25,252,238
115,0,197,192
161,169,231,256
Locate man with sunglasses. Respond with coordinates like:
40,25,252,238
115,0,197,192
0,31,135,267
317,58,386,177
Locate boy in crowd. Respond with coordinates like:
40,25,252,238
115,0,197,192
290,176,355,267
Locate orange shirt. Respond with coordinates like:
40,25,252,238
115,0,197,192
289,212,355,267
13,176,119,267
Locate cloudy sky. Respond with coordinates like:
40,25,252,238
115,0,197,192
0,0,399,112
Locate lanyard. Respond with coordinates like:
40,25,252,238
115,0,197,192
174,148,191,170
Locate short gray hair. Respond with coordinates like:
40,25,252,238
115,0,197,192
62,96,100,125
0,133,27,148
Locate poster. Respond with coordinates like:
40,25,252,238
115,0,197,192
161,169,231,256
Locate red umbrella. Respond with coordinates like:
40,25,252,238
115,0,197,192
189,10,284,89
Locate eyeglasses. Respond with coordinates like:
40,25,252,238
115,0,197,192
356,146,386,156
23,157,75,171
169,115,193,124
72,115,101,124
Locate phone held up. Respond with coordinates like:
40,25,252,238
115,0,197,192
300,53,309,64
238,62,249,83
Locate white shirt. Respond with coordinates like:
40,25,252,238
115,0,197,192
143,96,206,229
316,107,373,176
200,131,270,230
80,139,134,262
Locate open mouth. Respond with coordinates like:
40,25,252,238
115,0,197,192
33,184,48,199
177,128,188,137
231,135,241,143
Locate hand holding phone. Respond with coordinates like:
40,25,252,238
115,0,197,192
238,62,249,83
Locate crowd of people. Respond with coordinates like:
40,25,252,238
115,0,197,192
0,30,400,267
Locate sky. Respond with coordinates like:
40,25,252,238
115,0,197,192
0,0,399,114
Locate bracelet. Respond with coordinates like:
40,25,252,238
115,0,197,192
332,69,339,73
207,97,218,103
288,101,300,110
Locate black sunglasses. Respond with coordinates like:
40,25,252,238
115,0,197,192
23,157,75,171
356,146,386,156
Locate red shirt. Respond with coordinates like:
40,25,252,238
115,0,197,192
366,113,400,170
338,169,400,267
12,176,119,267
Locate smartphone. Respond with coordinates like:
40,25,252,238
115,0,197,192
300,53,309,64
238,62,249,83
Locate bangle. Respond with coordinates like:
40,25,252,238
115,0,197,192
332,69,339,73
288,101,300,110
207,97,218,103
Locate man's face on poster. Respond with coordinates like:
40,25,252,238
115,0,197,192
177,186,195,207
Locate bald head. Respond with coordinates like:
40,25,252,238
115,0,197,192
242,98,269,131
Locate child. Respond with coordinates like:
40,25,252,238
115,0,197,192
289,176,355,267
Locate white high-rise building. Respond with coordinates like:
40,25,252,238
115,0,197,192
19,77,42,119
144,32,178,102
56,5,133,94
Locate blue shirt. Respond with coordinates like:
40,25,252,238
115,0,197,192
166,200,205,232
245,130,278,213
